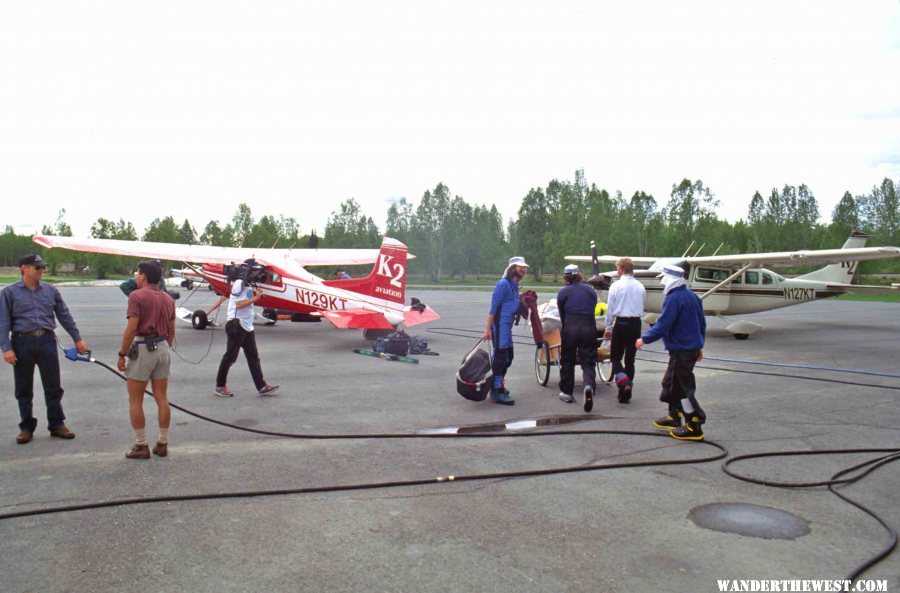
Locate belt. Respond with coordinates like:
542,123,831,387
13,328,51,337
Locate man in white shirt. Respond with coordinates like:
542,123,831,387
214,273,279,397
604,257,646,403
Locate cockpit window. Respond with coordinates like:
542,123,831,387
762,272,774,285
697,267,731,282
745,271,759,284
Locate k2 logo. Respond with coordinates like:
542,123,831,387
377,254,405,288
840,261,857,275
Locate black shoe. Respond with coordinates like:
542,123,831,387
583,386,593,413
653,415,681,430
670,419,704,441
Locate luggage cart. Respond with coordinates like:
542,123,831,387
534,328,613,387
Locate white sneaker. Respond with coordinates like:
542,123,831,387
558,392,575,403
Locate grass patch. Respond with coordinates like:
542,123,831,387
834,292,900,303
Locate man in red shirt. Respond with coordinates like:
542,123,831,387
117,261,176,459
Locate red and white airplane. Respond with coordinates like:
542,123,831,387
33,235,439,335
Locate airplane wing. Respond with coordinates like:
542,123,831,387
565,255,659,267
33,235,410,268
684,246,900,267
320,309,395,330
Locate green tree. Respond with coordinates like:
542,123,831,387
514,187,551,280
89,218,138,278
178,219,198,244
411,184,451,281
143,216,180,243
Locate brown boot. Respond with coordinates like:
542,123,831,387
49,426,75,439
125,444,150,459
16,430,33,444
152,442,168,457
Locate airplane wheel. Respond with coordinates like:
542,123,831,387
180,279,194,290
192,310,208,330
534,344,551,386
733,333,749,340
208,284,215,291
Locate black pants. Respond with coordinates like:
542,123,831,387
559,315,597,395
216,319,266,390
12,333,65,432
659,349,705,423
611,317,642,391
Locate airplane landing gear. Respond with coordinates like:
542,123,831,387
192,310,208,330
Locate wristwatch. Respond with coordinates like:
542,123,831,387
118,352,126,357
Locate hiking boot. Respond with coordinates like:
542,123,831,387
125,444,151,459
653,415,681,430
152,442,168,457
670,421,704,441
49,426,75,439
558,391,575,403
618,387,632,404
258,383,279,396
583,386,594,413
214,385,234,397
16,430,33,444
491,388,515,405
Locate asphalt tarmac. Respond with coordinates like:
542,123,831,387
0,287,897,593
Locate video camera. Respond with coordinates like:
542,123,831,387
224,259,269,287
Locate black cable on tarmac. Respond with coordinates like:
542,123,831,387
427,326,900,580
0,355,727,522
723,449,899,583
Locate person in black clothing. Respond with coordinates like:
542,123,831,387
556,264,599,412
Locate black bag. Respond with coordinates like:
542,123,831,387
456,339,494,402
375,330,410,356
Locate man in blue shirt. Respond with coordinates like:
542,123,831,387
1,254,89,444
483,256,529,405
556,265,599,412
636,265,707,441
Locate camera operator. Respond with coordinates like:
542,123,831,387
214,261,279,397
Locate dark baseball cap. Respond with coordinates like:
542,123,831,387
19,253,46,269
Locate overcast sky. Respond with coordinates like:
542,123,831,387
1,1,898,240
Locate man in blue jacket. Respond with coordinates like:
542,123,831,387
483,256,529,405
556,264,598,411
635,265,707,440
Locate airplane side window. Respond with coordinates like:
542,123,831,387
745,271,759,284
697,268,716,281
762,273,774,285
733,273,742,284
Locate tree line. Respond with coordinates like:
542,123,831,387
1,173,897,278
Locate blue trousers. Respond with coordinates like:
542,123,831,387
12,333,66,432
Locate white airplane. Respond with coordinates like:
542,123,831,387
566,230,900,339
33,234,439,337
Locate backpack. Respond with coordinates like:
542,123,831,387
455,339,494,402
374,330,411,356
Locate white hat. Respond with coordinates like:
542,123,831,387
564,264,580,274
659,264,685,278
507,256,528,268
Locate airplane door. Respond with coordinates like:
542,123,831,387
692,266,731,313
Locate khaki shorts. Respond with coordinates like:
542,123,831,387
125,342,171,382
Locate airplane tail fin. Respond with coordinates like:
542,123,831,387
795,229,868,283
325,237,408,304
